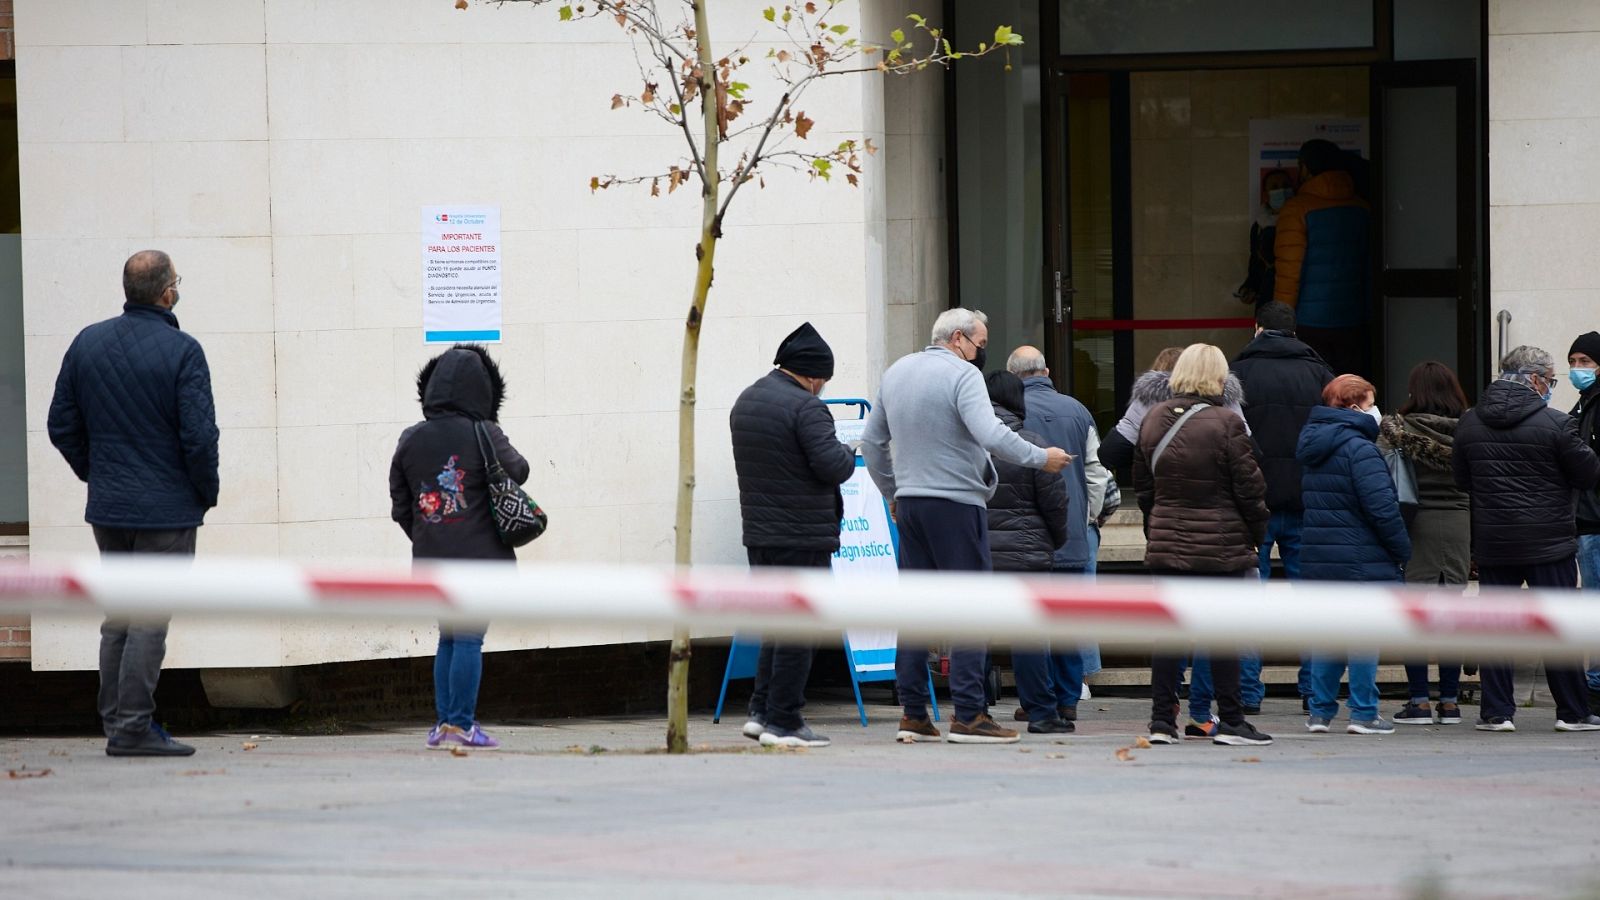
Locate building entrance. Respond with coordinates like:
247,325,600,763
951,1,1486,449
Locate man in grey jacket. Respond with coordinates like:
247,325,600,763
861,309,1070,744
1006,345,1109,726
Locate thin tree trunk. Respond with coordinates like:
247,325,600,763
666,0,719,755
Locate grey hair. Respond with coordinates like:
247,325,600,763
930,307,988,345
1006,346,1047,376
1498,345,1555,384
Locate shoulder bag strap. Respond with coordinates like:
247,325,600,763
472,419,502,474
1150,402,1211,472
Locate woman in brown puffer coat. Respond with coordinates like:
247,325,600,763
1133,343,1272,748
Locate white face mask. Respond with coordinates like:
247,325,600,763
1364,405,1382,424
1267,188,1292,211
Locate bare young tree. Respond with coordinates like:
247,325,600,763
463,0,1022,753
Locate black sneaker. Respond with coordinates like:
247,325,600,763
758,724,831,747
1395,702,1434,725
106,724,196,757
1027,717,1075,734
1475,716,1515,733
1241,705,1262,716
1147,721,1180,745
1436,703,1462,725
1301,696,1310,713
1213,720,1273,746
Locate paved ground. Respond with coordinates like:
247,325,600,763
5,693,1600,899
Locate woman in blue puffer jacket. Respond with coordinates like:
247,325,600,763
1296,373,1412,736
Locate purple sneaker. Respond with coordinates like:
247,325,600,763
444,723,500,750
425,723,454,750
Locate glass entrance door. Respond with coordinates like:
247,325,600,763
1371,59,1480,404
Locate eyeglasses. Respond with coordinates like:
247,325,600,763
168,275,182,291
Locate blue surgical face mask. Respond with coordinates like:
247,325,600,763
1267,188,1292,210
1571,367,1597,391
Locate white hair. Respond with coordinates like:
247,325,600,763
931,308,987,345
1006,346,1047,376
1500,345,1554,379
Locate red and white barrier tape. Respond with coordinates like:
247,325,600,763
1,558,1598,657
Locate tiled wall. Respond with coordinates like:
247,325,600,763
16,0,933,668
1488,0,1600,411
1128,67,1369,366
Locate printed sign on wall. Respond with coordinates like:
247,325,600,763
422,205,502,343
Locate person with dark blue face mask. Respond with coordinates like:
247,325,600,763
1567,331,1600,705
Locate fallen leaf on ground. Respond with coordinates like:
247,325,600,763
1114,747,1135,762
449,746,468,757
1235,757,1262,763
1045,753,1065,760
48,749,69,757
1134,736,1152,749
1017,748,1032,754
177,769,226,777
7,768,51,779
241,742,259,751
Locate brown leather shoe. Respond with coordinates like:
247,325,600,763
1012,706,1029,721
894,716,942,743
947,714,1021,744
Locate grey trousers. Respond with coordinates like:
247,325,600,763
93,526,195,738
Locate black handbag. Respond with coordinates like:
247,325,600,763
473,420,548,547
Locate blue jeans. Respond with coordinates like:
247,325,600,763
1257,510,1306,699
435,626,486,729
1579,534,1600,691
1190,653,1264,720
1080,527,1103,676
1308,651,1379,722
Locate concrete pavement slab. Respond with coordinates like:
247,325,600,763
4,696,1600,899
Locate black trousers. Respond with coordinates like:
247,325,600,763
92,526,195,738
1149,568,1249,727
893,497,991,722
1477,558,1591,722
746,546,831,730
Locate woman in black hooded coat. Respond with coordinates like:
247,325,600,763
389,344,531,752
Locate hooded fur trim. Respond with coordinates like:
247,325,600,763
1131,369,1244,407
415,343,507,419
1378,414,1454,470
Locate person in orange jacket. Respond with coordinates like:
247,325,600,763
1273,139,1372,378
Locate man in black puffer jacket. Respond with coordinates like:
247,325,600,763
730,322,855,748
1231,302,1333,580
48,250,218,759
1455,345,1600,732
983,372,1074,735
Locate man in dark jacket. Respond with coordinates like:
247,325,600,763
1455,346,1600,732
1231,301,1333,710
1566,331,1600,700
983,371,1073,734
730,322,855,748
47,250,218,758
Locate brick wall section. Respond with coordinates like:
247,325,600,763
0,614,28,661
0,0,13,61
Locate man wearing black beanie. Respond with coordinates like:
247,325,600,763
728,321,856,747
1567,331,1600,706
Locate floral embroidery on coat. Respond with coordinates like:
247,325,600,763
417,455,469,524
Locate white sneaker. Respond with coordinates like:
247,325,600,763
741,716,765,740
1555,715,1600,732
1475,717,1516,732
1080,683,1093,701
1347,717,1396,735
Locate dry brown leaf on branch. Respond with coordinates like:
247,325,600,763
642,82,657,104
845,173,858,187
455,0,468,8
241,742,259,751
610,94,626,110
777,50,790,63
7,767,50,779
805,1,817,12
793,111,814,139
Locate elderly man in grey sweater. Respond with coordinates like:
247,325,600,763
861,308,1071,744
